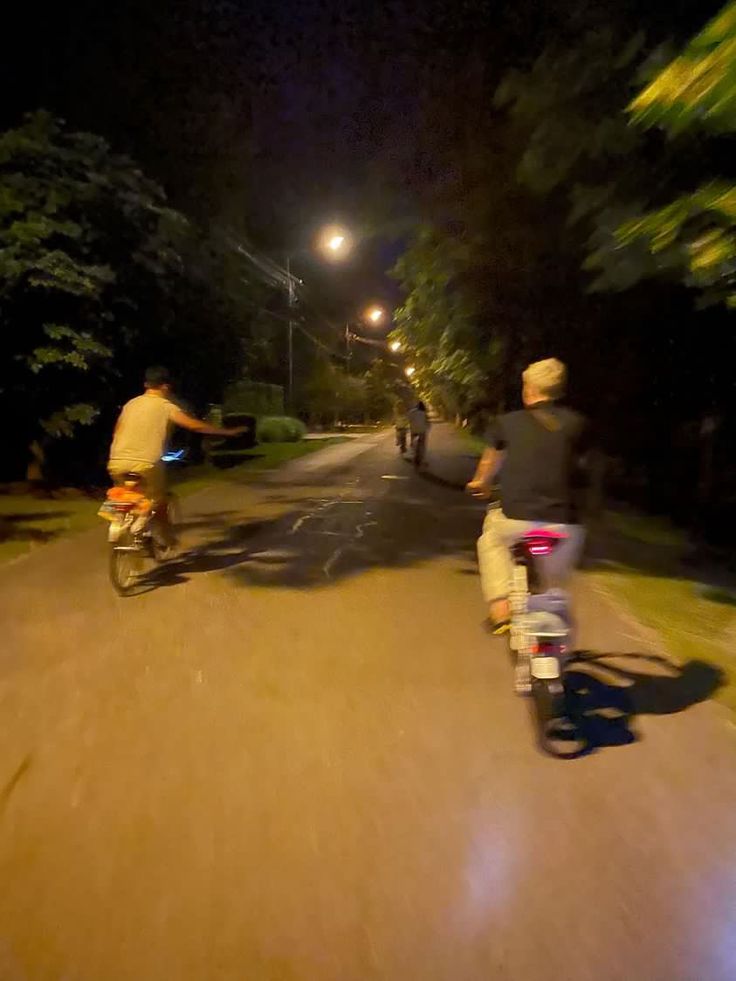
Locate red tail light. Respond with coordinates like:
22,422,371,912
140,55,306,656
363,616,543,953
531,642,566,655
528,541,554,556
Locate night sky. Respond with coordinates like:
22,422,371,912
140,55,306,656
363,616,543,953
1,0,715,321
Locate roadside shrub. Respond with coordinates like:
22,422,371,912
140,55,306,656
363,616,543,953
256,416,306,443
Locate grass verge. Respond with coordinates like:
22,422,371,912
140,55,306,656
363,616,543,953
0,438,346,566
587,509,736,710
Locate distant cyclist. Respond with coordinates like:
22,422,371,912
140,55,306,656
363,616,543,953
108,366,245,544
408,400,430,466
393,400,409,453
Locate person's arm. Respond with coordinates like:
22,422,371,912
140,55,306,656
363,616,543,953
170,408,245,438
466,447,505,497
466,415,506,497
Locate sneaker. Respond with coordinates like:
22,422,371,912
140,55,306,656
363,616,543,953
484,619,511,636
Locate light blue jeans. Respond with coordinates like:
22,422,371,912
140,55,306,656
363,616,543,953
477,507,585,604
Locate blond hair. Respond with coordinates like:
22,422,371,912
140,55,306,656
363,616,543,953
523,358,567,400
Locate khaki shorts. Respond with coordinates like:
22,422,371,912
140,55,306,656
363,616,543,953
108,461,166,503
476,507,585,604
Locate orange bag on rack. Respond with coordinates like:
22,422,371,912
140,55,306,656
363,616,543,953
98,485,153,521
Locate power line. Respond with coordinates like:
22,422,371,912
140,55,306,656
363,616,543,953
217,227,370,365
259,310,347,360
294,322,348,360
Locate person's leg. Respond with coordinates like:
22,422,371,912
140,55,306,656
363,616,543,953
146,463,176,545
477,510,532,628
536,524,586,590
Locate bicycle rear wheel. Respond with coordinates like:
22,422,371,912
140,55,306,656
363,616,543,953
109,531,141,595
532,678,586,759
414,435,425,468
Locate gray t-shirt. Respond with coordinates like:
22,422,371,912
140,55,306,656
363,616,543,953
109,394,178,467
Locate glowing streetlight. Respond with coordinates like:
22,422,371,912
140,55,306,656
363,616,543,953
389,340,401,353
285,224,352,404
405,366,416,378
365,305,385,325
317,225,351,260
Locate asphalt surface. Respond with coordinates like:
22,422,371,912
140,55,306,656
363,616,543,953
1,425,735,981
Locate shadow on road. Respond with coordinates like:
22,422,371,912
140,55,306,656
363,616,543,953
138,479,481,592
563,652,725,752
133,514,279,592
0,511,71,545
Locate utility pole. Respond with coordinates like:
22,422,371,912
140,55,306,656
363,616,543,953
345,323,352,363
286,255,295,408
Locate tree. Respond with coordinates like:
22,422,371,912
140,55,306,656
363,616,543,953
492,12,736,526
629,3,736,134
301,358,367,427
493,27,687,294
389,134,593,422
391,226,492,417
363,358,404,420
0,111,188,474
609,3,736,308
0,112,287,481
494,8,736,309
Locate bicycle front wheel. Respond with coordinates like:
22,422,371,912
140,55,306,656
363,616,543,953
109,531,141,596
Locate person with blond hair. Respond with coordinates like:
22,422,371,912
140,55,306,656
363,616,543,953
466,358,587,633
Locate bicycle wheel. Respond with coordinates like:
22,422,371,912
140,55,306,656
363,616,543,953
533,679,586,759
414,435,425,468
109,530,140,596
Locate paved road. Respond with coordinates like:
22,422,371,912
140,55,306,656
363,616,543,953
1,426,735,981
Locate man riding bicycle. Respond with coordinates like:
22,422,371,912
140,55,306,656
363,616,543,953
466,358,587,634
108,366,245,544
393,400,410,453
408,400,430,466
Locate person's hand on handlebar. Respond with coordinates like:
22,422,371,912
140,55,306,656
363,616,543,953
466,447,503,500
466,479,492,499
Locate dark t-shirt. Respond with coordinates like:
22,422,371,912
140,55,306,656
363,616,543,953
486,402,588,523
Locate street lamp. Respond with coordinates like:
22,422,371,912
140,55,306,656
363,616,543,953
389,340,401,353
317,225,352,261
286,224,352,406
405,366,416,378
365,305,385,325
